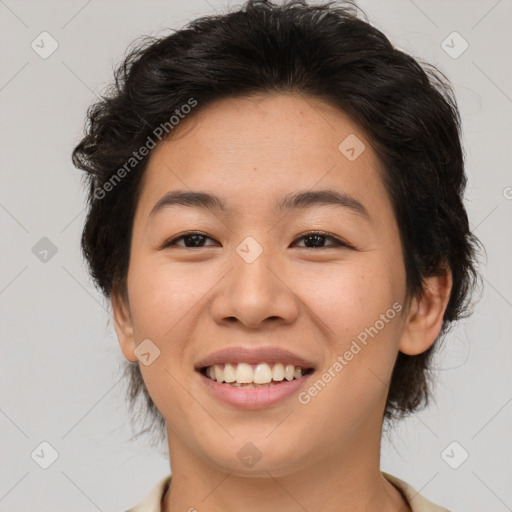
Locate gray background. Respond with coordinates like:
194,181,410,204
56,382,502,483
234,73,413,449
1,0,511,511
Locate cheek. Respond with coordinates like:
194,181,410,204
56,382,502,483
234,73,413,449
125,261,207,420
297,261,399,346
126,258,214,340
297,260,404,413
295,268,402,437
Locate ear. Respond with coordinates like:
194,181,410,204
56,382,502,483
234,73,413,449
399,267,453,356
111,286,138,362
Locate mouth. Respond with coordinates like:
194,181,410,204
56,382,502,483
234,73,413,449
199,362,315,388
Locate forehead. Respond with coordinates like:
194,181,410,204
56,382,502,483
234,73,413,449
137,93,393,225
153,93,370,166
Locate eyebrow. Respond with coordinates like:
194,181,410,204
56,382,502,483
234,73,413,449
149,189,370,220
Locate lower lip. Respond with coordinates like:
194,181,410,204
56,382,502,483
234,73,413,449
198,371,313,410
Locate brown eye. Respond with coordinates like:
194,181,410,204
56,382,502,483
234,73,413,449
293,231,348,249
164,232,219,248
163,230,350,250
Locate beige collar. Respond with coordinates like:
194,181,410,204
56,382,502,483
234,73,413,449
125,472,451,512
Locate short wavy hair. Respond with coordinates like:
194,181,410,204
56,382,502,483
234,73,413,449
72,0,482,444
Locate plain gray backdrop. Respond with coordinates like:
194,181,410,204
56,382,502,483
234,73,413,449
1,0,511,511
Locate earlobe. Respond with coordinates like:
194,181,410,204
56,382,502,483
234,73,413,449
398,268,453,356
111,288,138,363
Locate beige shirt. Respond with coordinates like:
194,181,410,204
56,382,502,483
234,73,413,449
124,472,451,512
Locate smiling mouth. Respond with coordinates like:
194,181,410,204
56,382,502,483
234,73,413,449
200,362,314,388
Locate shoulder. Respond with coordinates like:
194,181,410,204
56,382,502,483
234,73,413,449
383,472,452,512
123,472,451,512
123,474,172,512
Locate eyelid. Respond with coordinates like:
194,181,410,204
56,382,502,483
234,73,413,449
292,230,350,248
163,231,217,248
163,230,351,249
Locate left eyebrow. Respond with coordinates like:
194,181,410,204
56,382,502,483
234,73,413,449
148,188,370,221
274,189,370,220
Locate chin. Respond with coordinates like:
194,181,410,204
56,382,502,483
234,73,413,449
199,432,307,476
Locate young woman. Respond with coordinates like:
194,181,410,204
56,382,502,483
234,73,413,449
72,1,481,510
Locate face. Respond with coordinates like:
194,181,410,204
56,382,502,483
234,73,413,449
113,93,438,477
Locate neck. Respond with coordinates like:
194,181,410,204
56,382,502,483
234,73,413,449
162,428,410,512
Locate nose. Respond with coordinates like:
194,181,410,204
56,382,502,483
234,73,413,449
210,247,300,330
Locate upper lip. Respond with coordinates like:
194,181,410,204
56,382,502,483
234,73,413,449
195,346,316,370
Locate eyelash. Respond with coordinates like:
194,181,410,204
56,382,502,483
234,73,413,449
163,230,351,250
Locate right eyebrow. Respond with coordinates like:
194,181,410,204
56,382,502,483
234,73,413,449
149,190,226,219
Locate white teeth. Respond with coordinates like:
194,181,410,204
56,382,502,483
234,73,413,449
253,363,273,384
223,363,236,383
203,362,308,385
272,363,285,381
284,364,295,381
213,364,223,382
235,363,253,384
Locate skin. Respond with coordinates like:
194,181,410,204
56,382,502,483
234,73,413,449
112,93,452,512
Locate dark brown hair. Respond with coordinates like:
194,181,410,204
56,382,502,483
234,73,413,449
72,0,482,443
